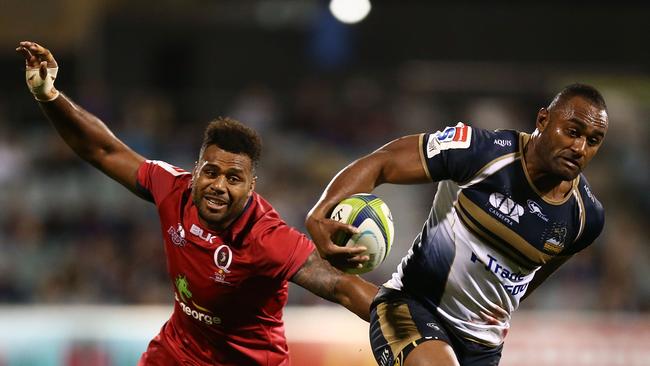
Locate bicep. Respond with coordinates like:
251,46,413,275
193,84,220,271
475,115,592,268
92,142,146,195
370,134,431,185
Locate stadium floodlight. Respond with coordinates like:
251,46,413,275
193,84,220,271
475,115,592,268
329,0,371,24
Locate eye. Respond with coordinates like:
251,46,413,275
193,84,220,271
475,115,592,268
587,137,601,146
203,169,218,178
567,128,579,138
227,175,242,184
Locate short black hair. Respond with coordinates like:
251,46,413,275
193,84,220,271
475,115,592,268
200,117,262,167
548,83,607,111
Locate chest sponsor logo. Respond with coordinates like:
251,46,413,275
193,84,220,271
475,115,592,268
542,224,567,254
426,123,472,158
488,192,524,224
470,252,529,296
174,274,221,325
493,139,512,147
167,223,187,247
190,224,218,244
527,199,549,222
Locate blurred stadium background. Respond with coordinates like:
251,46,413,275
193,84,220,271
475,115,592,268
1,1,649,365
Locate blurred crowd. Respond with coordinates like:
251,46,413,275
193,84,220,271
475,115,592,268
1,64,648,313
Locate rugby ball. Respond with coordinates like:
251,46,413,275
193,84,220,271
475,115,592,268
330,193,394,274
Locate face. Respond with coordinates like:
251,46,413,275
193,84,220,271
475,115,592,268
191,145,256,231
534,96,608,180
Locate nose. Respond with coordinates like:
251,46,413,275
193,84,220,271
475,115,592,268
210,175,227,193
571,136,587,156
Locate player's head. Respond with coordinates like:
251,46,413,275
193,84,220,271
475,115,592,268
532,83,608,180
191,117,262,231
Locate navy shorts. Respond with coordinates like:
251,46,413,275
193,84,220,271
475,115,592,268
369,287,503,366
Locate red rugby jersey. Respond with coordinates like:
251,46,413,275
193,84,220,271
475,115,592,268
135,160,314,366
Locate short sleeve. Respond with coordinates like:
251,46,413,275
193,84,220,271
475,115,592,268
253,223,315,281
136,160,192,204
420,124,518,184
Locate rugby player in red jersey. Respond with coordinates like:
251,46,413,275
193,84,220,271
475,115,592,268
17,41,376,366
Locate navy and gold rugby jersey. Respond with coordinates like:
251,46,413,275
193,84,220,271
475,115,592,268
384,123,604,346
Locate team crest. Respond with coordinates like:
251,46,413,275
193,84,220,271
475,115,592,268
214,245,233,273
542,224,567,254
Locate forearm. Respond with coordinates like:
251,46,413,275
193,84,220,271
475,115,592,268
307,135,427,222
333,274,378,322
39,94,124,165
38,94,144,191
292,251,378,321
309,155,386,220
18,41,143,192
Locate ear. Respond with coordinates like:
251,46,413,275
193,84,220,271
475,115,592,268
536,107,550,132
191,161,199,183
249,176,257,196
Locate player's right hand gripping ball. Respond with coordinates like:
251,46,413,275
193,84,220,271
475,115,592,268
330,193,394,274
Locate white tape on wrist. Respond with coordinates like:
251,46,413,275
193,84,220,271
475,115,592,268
26,67,60,102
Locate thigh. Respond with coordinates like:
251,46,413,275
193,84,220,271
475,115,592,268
369,288,459,366
451,336,503,366
404,340,459,366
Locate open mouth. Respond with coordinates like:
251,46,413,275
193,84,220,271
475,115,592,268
204,196,228,211
560,157,580,170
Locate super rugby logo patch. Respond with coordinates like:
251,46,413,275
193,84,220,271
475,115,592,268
426,123,472,158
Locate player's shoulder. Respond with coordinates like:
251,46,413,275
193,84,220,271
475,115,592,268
136,160,192,203
576,174,605,219
238,193,284,239
424,123,519,155
145,160,191,177
474,127,521,154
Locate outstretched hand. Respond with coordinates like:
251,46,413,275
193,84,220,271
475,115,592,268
306,216,370,271
16,41,60,101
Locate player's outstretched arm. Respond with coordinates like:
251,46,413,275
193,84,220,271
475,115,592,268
16,41,145,195
306,134,429,269
291,250,378,322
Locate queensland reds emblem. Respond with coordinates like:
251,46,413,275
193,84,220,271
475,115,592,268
214,245,233,273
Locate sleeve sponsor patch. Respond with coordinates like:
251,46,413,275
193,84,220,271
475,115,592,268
426,123,472,158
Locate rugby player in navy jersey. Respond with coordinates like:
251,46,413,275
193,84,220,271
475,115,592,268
17,41,377,366
306,84,608,365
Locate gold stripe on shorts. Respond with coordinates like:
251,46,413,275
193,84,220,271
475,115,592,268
376,301,423,358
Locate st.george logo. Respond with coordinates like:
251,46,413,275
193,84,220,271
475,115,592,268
174,274,221,325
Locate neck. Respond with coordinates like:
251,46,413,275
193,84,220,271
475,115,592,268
524,136,573,200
